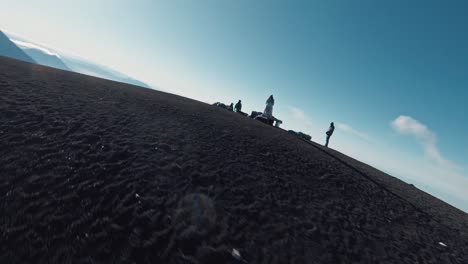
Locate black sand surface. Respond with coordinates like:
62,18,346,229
0,56,467,263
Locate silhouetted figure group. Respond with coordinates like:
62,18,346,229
217,95,282,126
325,122,335,147
213,99,248,117
213,96,338,147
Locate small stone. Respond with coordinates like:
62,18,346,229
231,248,243,261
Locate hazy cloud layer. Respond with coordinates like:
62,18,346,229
389,115,467,211
289,106,314,129
288,106,316,133
10,39,61,58
288,107,371,142
285,109,468,211
336,122,371,142
391,115,453,167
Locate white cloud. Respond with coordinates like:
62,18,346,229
287,107,371,143
336,122,371,141
287,106,371,141
387,115,468,211
285,106,326,142
391,115,434,141
334,134,468,212
278,110,468,211
10,39,61,58
289,106,305,121
391,115,453,167
289,106,314,128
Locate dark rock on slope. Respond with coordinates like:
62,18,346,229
0,56,467,263
0,31,35,64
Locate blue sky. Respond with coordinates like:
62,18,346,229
1,0,467,211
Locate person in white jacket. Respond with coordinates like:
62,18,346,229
263,95,274,118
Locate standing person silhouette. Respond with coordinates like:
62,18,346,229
264,95,274,118
235,100,242,112
325,122,335,147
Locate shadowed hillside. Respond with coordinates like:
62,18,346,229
0,56,467,263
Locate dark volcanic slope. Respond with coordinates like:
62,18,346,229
0,56,467,264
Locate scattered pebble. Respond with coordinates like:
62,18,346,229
231,248,248,262
231,248,241,260
135,193,140,198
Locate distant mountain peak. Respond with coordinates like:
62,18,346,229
11,39,62,58
5,32,151,89
0,30,35,63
